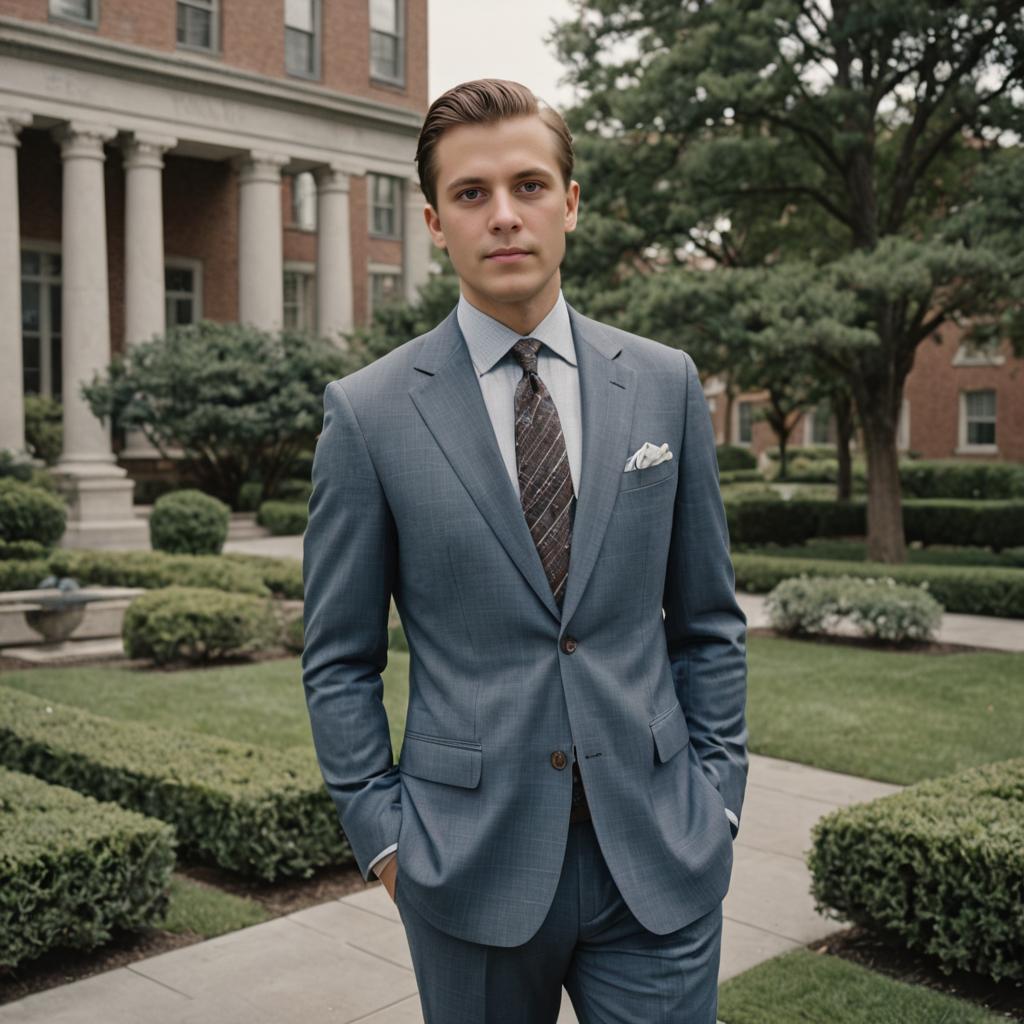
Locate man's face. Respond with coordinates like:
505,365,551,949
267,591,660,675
424,114,580,322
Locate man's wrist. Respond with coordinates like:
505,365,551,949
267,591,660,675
369,845,398,877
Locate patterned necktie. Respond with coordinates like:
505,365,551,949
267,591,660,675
510,337,575,610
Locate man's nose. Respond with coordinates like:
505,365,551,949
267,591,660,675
489,189,521,232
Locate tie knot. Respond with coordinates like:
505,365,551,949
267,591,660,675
510,337,542,375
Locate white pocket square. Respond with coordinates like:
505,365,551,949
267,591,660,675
624,441,674,473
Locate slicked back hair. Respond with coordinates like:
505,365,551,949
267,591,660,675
415,78,574,209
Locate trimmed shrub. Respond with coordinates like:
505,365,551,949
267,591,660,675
718,469,764,485
23,394,62,466
0,540,51,562
717,444,758,472
900,459,1024,500
122,585,279,665
237,480,264,513
732,553,1024,618
282,613,304,653
221,552,304,599
765,574,943,643
0,477,66,547
809,758,1024,983
257,499,308,536
0,687,350,880
149,488,230,556
0,559,49,592
45,549,268,596
0,767,176,968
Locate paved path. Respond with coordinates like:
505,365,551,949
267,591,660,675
0,754,900,1024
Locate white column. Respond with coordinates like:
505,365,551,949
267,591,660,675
50,120,148,550
237,151,288,330
403,178,432,304
0,110,32,460
314,162,353,343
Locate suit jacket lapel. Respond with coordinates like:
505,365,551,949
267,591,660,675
409,303,636,627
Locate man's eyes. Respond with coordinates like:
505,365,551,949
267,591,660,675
455,182,545,201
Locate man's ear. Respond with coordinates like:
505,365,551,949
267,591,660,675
564,180,581,233
424,204,447,250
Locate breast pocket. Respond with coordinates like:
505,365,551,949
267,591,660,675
399,731,483,788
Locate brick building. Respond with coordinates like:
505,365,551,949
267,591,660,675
0,0,430,546
706,324,1023,466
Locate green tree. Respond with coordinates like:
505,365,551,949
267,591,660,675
82,321,349,509
555,0,1024,560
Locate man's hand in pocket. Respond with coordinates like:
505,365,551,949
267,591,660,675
375,852,398,903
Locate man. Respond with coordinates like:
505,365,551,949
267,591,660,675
302,79,748,1023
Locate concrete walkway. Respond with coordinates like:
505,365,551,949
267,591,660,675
0,754,900,1024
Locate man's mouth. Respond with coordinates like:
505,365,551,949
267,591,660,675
486,248,532,263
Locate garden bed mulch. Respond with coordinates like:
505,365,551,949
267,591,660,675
0,858,373,1008
747,626,995,656
811,927,1024,1021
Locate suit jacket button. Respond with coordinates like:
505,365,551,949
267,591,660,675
551,750,568,770
561,636,578,654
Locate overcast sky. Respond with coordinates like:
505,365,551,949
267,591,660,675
428,0,579,111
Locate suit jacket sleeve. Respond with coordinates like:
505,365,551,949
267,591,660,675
662,350,749,835
302,379,402,881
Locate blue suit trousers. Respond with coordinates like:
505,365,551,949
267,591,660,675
395,816,722,1023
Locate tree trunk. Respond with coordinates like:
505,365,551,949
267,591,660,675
833,390,854,502
858,410,906,563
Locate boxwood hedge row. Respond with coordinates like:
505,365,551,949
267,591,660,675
731,554,1024,618
1,766,176,968
0,687,350,881
808,758,1024,983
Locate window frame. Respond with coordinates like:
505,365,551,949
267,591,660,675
367,173,402,240
283,261,317,333
164,256,204,329
736,399,754,447
48,0,99,28
175,0,220,55
20,240,64,401
368,262,404,316
958,388,998,453
284,0,322,81
369,0,406,87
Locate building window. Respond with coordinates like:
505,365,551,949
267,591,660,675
284,266,317,331
807,401,832,445
285,0,320,79
960,389,997,449
897,397,910,452
165,260,202,328
737,400,753,446
49,0,98,26
291,172,317,231
21,247,63,400
370,0,404,85
176,0,218,51
369,265,403,314
369,174,402,238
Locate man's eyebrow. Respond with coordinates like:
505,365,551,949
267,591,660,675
445,167,556,192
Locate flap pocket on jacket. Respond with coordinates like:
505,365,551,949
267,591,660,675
399,731,483,788
650,703,690,764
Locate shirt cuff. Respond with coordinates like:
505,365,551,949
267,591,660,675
724,808,739,835
368,843,398,875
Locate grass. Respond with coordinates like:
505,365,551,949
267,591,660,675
2,636,1020,787
157,876,270,938
718,949,1003,1023
746,635,1022,784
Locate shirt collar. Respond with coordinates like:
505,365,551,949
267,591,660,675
458,290,577,376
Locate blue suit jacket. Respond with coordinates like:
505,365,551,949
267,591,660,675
301,303,748,948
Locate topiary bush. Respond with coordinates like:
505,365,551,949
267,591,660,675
765,574,943,643
0,477,66,547
122,585,279,665
256,500,308,536
900,459,1024,500
149,488,230,555
717,444,758,472
23,394,63,466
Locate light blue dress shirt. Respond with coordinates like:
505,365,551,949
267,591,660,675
368,290,735,877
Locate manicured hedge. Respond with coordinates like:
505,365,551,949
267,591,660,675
718,469,764,485
732,553,1024,618
900,459,1024,500
725,495,1024,551
122,585,280,665
809,758,1024,983
0,766,176,968
149,488,230,556
717,444,758,471
0,687,351,881
0,478,66,547
44,549,269,596
221,552,304,599
257,499,308,536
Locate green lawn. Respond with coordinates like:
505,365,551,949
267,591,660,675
158,875,270,938
739,537,1023,569
2,636,1020,787
718,949,1002,1023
